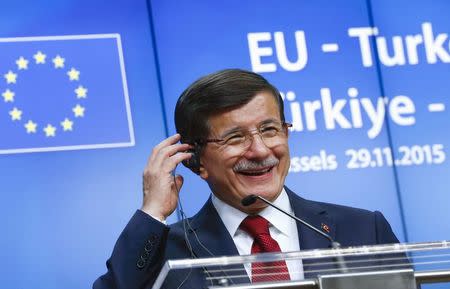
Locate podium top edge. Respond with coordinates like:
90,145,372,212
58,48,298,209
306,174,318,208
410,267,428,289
164,240,450,269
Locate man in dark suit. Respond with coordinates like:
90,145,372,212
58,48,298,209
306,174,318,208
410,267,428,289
94,69,399,289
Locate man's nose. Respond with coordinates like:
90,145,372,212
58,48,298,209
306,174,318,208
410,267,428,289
243,133,271,159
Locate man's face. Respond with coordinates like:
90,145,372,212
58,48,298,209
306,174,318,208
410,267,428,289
199,92,290,214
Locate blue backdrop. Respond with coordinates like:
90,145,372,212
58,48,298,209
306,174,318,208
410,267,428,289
0,1,448,288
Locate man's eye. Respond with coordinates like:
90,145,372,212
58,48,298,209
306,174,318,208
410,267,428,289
262,126,278,132
224,134,245,144
261,126,279,135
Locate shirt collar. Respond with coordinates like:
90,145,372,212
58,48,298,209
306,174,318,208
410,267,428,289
211,188,293,238
259,188,293,236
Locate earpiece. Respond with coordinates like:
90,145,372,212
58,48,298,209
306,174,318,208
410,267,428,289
182,142,201,174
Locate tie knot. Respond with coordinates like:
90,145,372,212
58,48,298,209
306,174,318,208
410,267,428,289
240,215,270,238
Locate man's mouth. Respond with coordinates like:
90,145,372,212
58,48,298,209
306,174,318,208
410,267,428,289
238,166,274,176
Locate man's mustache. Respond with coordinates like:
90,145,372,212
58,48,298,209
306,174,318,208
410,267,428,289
233,156,279,172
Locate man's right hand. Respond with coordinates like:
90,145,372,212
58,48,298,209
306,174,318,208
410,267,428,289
140,134,193,221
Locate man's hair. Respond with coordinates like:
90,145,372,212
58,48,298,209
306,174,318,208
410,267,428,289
174,69,285,144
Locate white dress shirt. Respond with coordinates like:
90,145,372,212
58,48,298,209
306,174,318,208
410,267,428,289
212,188,304,280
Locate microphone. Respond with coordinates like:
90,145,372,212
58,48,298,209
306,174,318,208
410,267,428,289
241,194,348,272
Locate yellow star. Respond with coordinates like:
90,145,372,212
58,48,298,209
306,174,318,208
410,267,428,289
43,124,56,137
2,89,15,102
72,104,85,117
67,68,80,81
74,85,88,98
34,51,46,64
16,56,29,70
24,120,37,133
9,107,22,121
52,55,65,68
4,70,17,84
60,118,74,131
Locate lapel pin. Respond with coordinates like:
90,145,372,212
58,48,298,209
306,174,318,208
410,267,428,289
321,223,330,233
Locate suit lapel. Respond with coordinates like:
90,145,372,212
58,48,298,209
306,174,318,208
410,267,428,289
285,187,336,249
285,187,337,278
187,197,250,285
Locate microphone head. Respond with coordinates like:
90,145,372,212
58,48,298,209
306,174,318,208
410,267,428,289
241,195,258,206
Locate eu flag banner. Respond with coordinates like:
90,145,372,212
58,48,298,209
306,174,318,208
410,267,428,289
0,34,134,154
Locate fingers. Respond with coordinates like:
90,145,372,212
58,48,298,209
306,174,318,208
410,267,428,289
149,134,182,161
144,134,195,179
153,133,181,152
147,133,192,167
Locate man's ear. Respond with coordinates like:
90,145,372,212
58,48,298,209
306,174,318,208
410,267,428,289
198,160,208,179
181,145,201,175
284,124,290,137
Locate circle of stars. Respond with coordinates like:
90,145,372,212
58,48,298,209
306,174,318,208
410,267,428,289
2,51,88,137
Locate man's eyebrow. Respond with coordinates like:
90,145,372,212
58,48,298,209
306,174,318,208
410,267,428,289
260,118,279,125
220,126,244,137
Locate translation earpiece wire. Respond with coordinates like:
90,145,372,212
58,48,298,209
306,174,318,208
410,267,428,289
172,171,194,288
173,169,235,286
173,172,214,288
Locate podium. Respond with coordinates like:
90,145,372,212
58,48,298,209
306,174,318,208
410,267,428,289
152,241,450,289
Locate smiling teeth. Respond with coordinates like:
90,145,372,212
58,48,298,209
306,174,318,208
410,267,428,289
240,167,271,176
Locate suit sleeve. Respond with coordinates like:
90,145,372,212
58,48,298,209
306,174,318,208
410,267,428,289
374,211,400,244
93,210,170,289
373,210,413,270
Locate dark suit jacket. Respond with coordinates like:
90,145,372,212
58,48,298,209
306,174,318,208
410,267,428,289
93,187,399,289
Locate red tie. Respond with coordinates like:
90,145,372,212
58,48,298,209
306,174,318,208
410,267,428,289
240,215,290,282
